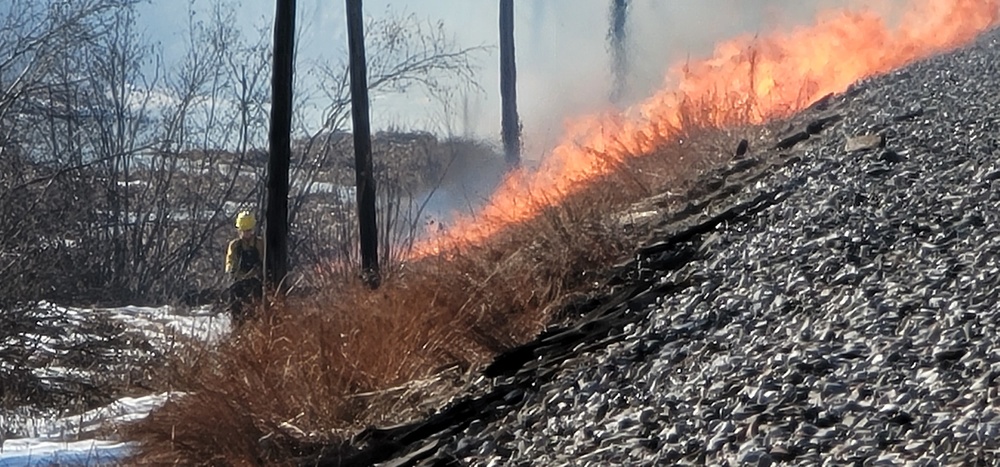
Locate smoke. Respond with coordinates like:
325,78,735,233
235,0,936,247
398,0,910,226
507,0,903,157
264,0,904,158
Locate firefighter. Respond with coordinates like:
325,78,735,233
225,210,264,327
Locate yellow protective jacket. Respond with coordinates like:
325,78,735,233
226,237,265,282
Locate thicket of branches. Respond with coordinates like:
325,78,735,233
0,1,492,307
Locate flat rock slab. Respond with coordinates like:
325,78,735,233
845,133,884,152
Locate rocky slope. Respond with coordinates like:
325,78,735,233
308,27,1000,467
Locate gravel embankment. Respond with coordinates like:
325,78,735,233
415,28,1000,467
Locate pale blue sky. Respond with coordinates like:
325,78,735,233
135,0,861,152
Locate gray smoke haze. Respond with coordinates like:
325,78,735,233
407,0,906,222
138,0,908,155
474,0,904,157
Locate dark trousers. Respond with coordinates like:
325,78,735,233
228,277,262,327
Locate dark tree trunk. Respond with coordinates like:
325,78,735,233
609,0,629,104
266,0,295,292
499,0,520,169
346,0,380,288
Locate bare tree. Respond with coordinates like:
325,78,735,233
287,12,485,273
609,0,630,104
266,0,296,291
499,0,520,168
0,0,273,303
0,1,486,306
346,0,380,287
160,4,271,293
81,6,164,296
141,2,272,299
0,0,141,304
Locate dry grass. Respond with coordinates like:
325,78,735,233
126,113,777,465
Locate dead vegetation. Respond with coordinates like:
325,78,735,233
0,1,486,308
0,1,798,463
0,303,165,439
126,116,778,465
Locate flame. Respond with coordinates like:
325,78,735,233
414,0,999,257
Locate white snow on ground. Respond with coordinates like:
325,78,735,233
1,304,229,466
0,441,130,467
0,393,180,466
102,304,231,347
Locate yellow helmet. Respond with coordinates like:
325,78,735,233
235,210,256,231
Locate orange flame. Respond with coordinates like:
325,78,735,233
414,0,999,257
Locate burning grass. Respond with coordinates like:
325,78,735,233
126,0,1000,463
126,121,756,465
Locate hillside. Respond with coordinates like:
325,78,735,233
343,28,1000,466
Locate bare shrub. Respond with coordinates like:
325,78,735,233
0,303,162,423
0,2,484,306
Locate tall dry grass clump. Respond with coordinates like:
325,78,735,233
128,98,775,465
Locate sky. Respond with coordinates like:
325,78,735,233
135,0,869,155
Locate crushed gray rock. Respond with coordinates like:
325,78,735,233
339,27,1000,467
